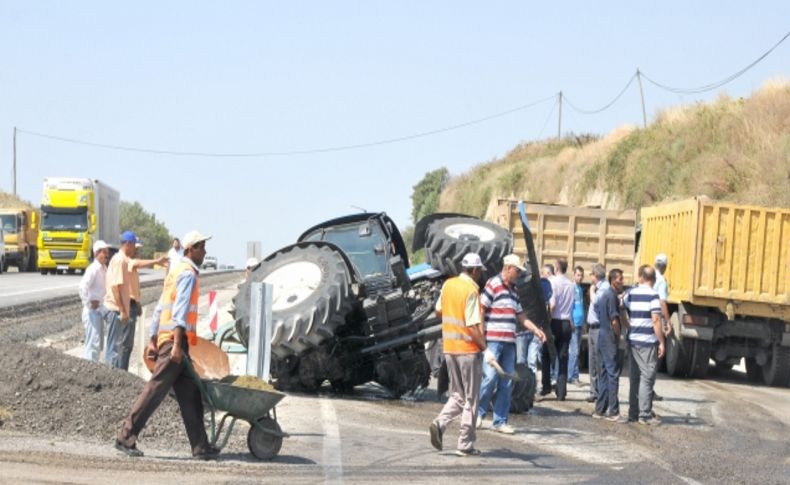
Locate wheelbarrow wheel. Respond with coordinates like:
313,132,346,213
248,417,283,460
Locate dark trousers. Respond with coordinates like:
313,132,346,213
595,332,620,416
117,340,210,454
587,327,600,399
541,319,572,400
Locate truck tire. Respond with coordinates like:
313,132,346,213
423,217,512,278
745,358,763,383
761,345,790,387
665,313,690,377
234,244,353,358
688,340,711,379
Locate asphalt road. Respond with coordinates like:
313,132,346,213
1,282,788,484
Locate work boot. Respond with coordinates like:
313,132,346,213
193,445,220,460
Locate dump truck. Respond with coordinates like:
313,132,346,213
233,212,512,395
487,198,638,283
0,207,38,272
37,178,120,274
640,197,790,387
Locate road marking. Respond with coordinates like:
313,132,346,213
320,399,343,484
0,283,78,298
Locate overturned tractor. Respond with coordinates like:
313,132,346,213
233,212,512,396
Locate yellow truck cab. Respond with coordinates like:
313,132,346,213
0,208,39,272
37,177,119,274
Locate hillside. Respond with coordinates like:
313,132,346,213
439,80,790,216
0,192,34,209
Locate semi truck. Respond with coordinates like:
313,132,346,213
37,178,120,274
0,207,38,272
640,197,790,387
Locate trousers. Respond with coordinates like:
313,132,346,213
541,319,572,400
117,340,210,454
628,344,659,420
434,353,482,452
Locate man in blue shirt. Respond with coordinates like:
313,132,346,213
585,264,608,403
568,266,585,385
592,268,625,421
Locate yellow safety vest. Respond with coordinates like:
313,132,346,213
440,276,481,354
157,260,199,348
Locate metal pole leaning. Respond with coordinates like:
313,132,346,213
557,91,563,140
13,127,17,195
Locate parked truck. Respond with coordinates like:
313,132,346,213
640,197,790,387
0,207,38,272
37,177,120,274
487,199,638,283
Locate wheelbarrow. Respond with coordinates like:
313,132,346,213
184,356,289,460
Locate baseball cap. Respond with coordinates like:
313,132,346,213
92,240,110,254
655,253,668,265
246,257,260,270
120,230,139,244
461,253,484,268
503,254,526,271
182,230,212,249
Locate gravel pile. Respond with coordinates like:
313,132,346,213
0,342,187,446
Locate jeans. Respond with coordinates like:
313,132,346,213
568,326,582,381
82,306,105,362
595,331,620,416
516,333,541,373
105,303,140,370
541,319,573,399
478,341,516,428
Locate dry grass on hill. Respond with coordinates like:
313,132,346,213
439,80,790,215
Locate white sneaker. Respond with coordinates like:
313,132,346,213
492,424,515,435
475,418,484,429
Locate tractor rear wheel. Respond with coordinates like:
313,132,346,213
423,217,512,279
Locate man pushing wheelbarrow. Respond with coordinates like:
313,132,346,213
114,230,220,459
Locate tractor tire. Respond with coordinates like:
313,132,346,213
234,244,354,358
509,363,536,414
423,217,512,279
665,314,689,377
761,345,790,387
688,340,711,379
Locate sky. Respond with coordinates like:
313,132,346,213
1,1,788,266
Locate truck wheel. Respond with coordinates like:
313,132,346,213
423,217,512,278
234,244,353,358
745,358,763,383
688,340,711,379
761,345,790,387
665,313,690,377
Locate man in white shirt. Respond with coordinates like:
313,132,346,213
167,237,184,273
78,240,111,362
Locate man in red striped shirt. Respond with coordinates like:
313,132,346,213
477,254,546,434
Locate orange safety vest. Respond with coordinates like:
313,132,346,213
157,260,200,348
440,275,482,354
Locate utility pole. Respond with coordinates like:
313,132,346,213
13,127,17,195
636,69,647,128
557,91,563,140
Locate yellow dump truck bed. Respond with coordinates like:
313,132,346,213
488,199,637,283
640,197,790,320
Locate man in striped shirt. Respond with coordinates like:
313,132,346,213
477,254,546,434
623,265,666,425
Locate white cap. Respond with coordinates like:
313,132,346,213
246,257,260,270
182,230,212,249
461,253,484,268
655,253,668,265
503,254,526,271
92,240,110,254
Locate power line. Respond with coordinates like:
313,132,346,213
17,94,556,158
537,98,558,139
641,30,790,94
563,73,637,114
